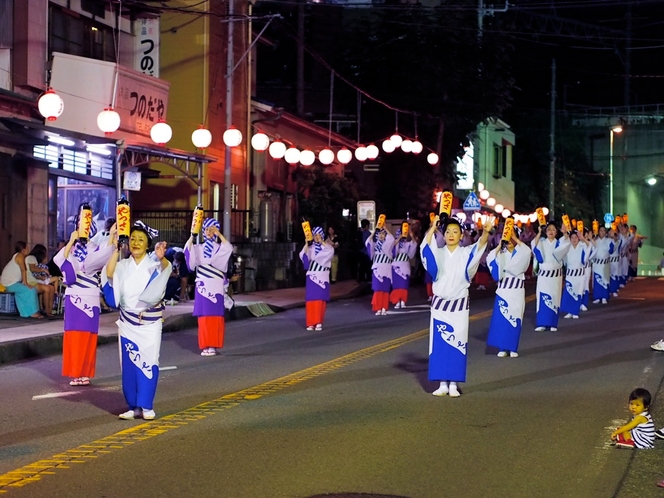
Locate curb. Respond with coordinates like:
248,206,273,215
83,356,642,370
0,284,371,366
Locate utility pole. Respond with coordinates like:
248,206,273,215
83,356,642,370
223,0,234,240
549,59,556,218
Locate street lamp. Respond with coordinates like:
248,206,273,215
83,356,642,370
609,125,622,214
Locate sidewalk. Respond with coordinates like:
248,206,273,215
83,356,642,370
0,280,371,365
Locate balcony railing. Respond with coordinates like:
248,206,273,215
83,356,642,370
132,209,251,247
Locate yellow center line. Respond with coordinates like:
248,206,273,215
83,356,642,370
0,302,505,493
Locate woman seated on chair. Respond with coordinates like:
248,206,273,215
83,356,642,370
0,241,42,319
26,244,59,317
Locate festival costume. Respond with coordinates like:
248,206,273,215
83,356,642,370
628,235,642,279
582,244,595,308
531,236,570,328
390,235,416,306
366,231,395,312
0,254,40,317
486,243,531,353
420,236,486,383
299,227,334,328
185,219,233,351
592,237,614,301
560,242,589,317
619,233,633,287
609,236,623,294
103,254,171,411
54,241,113,379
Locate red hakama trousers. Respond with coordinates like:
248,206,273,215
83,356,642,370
371,291,390,311
198,316,225,349
390,288,408,305
306,300,326,327
62,330,97,378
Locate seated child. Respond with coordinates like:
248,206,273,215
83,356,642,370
611,388,655,449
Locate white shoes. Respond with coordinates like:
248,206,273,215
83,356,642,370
592,299,600,304
498,350,518,358
477,285,486,291
550,327,558,332
201,348,217,356
142,409,156,420
510,351,519,358
580,304,588,311
572,315,579,319
315,324,322,331
497,351,508,358
119,409,142,420
448,383,461,398
306,325,315,331
564,313,573,319
394,302,401,309
535,326,546,332
651,339,664,352
380,308,386,315
432,383,449,396
601,298,607,304
375,310,382,316
398,301,406,308
612,292,619,297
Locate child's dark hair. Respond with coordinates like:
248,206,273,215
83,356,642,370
629,388,651,408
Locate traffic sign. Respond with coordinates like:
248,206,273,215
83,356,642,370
603,213,614,223
463,191,481,211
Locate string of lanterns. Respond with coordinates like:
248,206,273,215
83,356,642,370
37,88,441,164
473,182,549,223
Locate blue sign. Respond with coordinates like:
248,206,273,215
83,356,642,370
603,213,614,223
463,191,481,211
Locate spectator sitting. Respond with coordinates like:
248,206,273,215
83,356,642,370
0,241,42,319
25,244,58,317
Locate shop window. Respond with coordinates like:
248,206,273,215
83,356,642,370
49,6,116,63
492,143,507,178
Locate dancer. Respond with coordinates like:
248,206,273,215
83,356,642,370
390,226,417,309
531,221,570,331
486,230,531,358
103,222,171,420
627,225,646,280
561,229,591,320
54,222,115,386
580,228,595,312
420,215,492,398
608,227,623,297
591,226,614,304
185,218,233,356
611,388,655,449
618,224,633,288
299,226,334,330
366,225,395,315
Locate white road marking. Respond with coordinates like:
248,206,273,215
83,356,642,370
386,309,429,315
32,392,80,400
161,366,177,371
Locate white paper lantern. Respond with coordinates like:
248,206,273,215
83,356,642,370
502,209,511,218
318,148,335,165
191,126,212,148
299,149,315,166
38,88,64,121
337,148,352,164
427,152,439,165
268,141,286,159
390,134,403,147
223,127,242,147
97,107,121,135
494,203,504,213
479,189,490,200
411,140,423,155
354,146,368,161
401,139,413,153
542,207,550,215
284,147,301,164
366,144,379,160
487,197,496,207
251,132,270,151
382,140,395,153
150,120,172,145
477,182,485,192
456,212,467,222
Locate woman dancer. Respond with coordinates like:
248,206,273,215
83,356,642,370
486,230,531,357
420,216,492,398
185,218,233,357
299,226,334,330
366,226,395,315
531,221,570,331
591,226,614,304
561,229,591,320
390,226,417,309
103,222,170,420
55,222,115,386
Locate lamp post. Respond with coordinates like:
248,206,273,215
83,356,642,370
609,125,622,214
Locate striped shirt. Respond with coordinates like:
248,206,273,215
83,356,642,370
631,411,655,449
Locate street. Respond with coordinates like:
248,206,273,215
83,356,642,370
1,279,664,498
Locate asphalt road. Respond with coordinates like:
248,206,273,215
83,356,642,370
1,279,664,498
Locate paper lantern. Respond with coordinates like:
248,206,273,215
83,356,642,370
382,140,395,153
411,140,423,155
284,147,301,164
318,148,334,165
366,144,379,160
337,148,352,164
251,132,270,151
38,88,64,121
191,126,212,148
150,120,172,145
299,149,315,166
269,141,286,159
401,139,413,153
479,189,490,200
354,146,368,161
390,134,403,147
97,107,121,135
223,127,242,147
427,152,439,165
